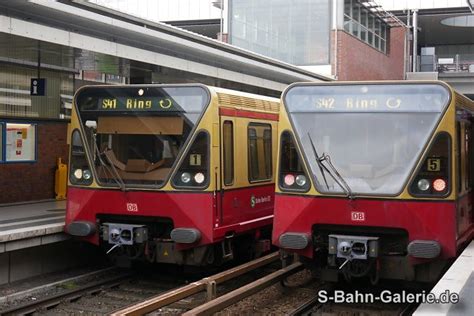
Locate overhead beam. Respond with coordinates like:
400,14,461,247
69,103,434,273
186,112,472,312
0,15,288,91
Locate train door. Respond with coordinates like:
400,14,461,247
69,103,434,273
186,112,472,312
219,118,274,226
243,122,274,219
469,120,474,226
456,119,473,236
467,120,474,228
219,117,237,226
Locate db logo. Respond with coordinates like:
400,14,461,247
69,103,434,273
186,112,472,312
351,211,365,221
126,203,138,212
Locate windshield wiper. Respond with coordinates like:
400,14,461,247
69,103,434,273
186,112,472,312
307,133,354,199
308,133,330,190
92,133,127,191
319,152,354,199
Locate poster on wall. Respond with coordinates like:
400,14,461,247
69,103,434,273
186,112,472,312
5,123,36,162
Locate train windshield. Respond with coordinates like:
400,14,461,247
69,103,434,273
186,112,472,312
75,85,209,187
284,83,450,195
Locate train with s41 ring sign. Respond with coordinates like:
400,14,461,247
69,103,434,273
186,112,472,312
273,81,474,283
65,84,279,266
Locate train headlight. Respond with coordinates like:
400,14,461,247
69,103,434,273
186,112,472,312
73,169,83,180
83,169,92,180
181,172,191,184
194,172,205,184
433,178,447,192
295,175,307,187
417,178,430,191
284,174,295,186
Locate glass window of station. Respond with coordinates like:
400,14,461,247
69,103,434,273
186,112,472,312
229,0,331,65
344,0,389,53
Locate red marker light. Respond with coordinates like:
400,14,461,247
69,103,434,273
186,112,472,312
284,174,295,186
433,179,446,192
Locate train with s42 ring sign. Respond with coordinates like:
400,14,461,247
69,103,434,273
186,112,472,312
65,84,279,266
273,81,474,283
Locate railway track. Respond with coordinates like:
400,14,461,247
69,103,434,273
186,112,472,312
289,294,324,316
0,252,289,315
0,266,186,315
0,272,132,315
0,254,423,315
295,302,419,316
110,251,296,315
288,284,422,316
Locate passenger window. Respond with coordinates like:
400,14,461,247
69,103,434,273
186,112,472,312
248,123,272,182
223,121,234,185
264,129,272,178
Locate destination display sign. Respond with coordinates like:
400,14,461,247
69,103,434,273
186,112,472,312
95,97,181,112
284,84,450,113
77,86,209,114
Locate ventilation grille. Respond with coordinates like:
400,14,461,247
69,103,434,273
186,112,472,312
217,93,279,113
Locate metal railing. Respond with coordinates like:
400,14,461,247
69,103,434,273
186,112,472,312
437,54,474,73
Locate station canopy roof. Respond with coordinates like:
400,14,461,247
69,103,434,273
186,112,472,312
0,0,331,92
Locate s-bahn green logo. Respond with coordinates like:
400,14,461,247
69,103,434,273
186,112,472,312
250,195,271,208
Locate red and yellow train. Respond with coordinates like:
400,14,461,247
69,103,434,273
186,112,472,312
273,81,474,283
65,84,279,266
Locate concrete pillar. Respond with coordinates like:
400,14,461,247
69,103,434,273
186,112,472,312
412,9,418,73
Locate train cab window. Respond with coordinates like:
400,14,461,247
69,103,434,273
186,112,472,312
279,131,310,192
70,129,93,185
223,121,234,186
172,131,209,188
248,123,272,182
409,133,451,197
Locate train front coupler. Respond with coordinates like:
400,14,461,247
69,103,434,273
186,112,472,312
327,234,380,283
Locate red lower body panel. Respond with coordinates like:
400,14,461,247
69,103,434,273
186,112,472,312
66,186,274,246
272,194,464,260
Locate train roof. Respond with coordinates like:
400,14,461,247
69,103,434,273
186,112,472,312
209,86,280,114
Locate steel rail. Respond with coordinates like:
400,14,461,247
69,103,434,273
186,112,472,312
288,296,324,316
0,273,132,315
182,261,304,315
110,251,280,316
399,303,419,316
0,267,118,305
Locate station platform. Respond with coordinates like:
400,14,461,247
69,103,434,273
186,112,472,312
414,240,474,315
0,200,67,253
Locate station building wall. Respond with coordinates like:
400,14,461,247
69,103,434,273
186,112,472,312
334,26,406,81
0,35,74,204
